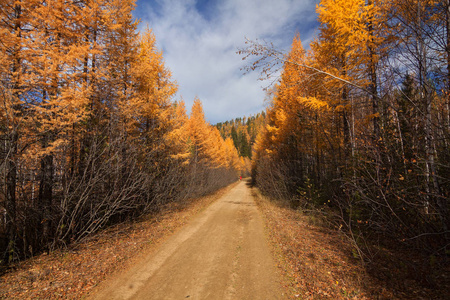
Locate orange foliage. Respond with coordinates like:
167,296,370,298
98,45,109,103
185,98,241,172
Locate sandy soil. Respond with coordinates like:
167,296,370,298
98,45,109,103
88,181,286,300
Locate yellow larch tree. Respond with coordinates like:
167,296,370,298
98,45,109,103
186,98,240,171
0,0,40,255
0,0,93,244
127,28,177,148
314,0,387,137
186,97,211,164
165,100,191,162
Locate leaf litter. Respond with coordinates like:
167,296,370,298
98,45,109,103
0,184,237,300
253,189,449,300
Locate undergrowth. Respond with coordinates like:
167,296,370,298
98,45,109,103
252,187,450,300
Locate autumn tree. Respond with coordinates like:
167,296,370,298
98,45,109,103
216,113,266,159
0,0,29,262
242,0,450,256
1,0,92,256
1,0,240,265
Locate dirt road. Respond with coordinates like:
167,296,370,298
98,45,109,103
89,181,285,300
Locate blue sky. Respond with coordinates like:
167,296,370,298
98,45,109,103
133,0,320,123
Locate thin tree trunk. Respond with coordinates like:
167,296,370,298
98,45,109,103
415,0,446,230
367,0,379,138
342,65,350,163
39,152,54,247
5,132,17,263
4,3,22,263
446,0,450,132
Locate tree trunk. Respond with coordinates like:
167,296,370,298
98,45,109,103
5,132,17,263
38,153,54,247
415,0,447,231
447,0,450,133
4,3,22,263
342,67,350,162
367,0,379,138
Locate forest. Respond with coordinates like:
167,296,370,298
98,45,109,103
242,0,450,259
0,0,247,265
1,0,449,278
215,112,266,159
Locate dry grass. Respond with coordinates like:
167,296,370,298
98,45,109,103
2,181,447,299
0,182,238,300
253,187,449,300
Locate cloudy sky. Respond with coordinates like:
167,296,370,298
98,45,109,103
133,0,320,123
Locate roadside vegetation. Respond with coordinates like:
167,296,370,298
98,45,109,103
253,187,449,299
0,183,237,299
1,0,449,298
240,0,449,293
0,0,246,268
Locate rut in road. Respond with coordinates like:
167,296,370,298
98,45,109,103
89,181,286,300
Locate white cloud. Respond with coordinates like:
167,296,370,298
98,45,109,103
136,0,319,123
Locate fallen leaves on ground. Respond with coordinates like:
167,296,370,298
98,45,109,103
0,183,237,300
253,189,449,300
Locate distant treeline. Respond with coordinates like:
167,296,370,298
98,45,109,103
215,112,266,159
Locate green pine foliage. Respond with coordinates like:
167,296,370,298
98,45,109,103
215,112,266,159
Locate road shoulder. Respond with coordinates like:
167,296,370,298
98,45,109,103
0,183,238,300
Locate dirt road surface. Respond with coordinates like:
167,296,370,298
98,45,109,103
89,182,285,300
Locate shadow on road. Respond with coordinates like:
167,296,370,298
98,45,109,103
224,201,256,207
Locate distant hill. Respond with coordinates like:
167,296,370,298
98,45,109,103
215,111,266,159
